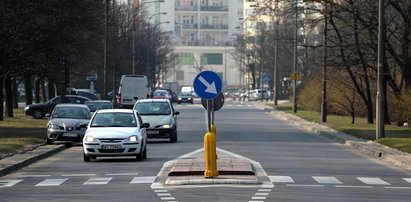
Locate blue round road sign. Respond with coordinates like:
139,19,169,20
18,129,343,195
193,71,222,100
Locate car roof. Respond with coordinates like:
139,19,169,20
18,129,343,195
55,104,89,108
95,109,135,113
154,89,168,92
85,100,112,103
54,95,91,99
137,99,169,103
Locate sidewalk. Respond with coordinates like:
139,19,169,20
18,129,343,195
254,103,411,171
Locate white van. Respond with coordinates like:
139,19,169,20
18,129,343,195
117,75,151,109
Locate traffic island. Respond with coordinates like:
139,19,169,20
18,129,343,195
165,158,261,185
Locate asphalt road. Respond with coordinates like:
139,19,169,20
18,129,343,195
1,100,411,201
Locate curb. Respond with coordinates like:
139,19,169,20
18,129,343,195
0,144,67,177
255,104,411,171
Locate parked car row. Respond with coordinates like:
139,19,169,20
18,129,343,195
224,89,271,101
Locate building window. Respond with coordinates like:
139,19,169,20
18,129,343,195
201,53,223,65
176,71,184,81
177,53,194,65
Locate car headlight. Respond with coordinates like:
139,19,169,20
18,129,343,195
128,136,138,142
48,124,60,130
161,124,171,129
188,97,192,100
84,135,97,142
178,97,182,100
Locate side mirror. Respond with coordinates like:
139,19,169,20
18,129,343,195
174,111,180,115
80,123,88,129
45,113,51,117
142,123,150,128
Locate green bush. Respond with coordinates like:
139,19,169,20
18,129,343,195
392,90,411,126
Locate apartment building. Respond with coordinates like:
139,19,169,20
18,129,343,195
145,0,244,89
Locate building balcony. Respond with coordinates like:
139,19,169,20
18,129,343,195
176,40,233,47
200,24,228,30
175,5,198,11
200,5,228,12
181,24,198,29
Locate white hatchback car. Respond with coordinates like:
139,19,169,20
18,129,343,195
82,109,149,162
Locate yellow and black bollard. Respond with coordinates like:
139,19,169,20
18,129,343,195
204,131,218,178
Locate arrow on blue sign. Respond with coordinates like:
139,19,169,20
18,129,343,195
198,76,217,94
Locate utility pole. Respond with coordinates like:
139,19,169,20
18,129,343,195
292,0,298,113
273,0,279,105
321,4,328,123
376,0,386,139
103,0,110,100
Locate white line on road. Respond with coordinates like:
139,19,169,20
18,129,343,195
154,190,168,193
269,176,295,183
403,178,411,183
62,174,96,177
384,186,411,189
255,192,269,196
157,193,171,196
36,179,68,186
0,180,23,187
335,185,373,189
312,176,342,184
18,175,51,177
106,173,139,176
251,197,266,200
286,184,324,187
160,197,176,200
258,189,271,192
83,177,112,185
130,176,156,184
261,183,274,189
357,177,391,185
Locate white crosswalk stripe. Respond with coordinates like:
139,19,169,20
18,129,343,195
36,179,68,186
84,177,112,185
357,177,391,185
269,176,295,183
130,176,156,184
0,180,23,187
403,178,411,183
312,176,342,184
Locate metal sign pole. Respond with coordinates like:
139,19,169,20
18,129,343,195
207,99,211,132
211,98,215,125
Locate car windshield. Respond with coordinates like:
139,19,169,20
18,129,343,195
179,92,191,96
153,91,167,96
51,107,90,119
135,102,171,115
85,102,112,112
91,112,137,127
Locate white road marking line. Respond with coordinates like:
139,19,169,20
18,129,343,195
160,197,175,200
255,192,269,196
312,176,342,184
258,189,271,192
154,189,168,193
130,176,156,184
403,178,411,183
269,176,295,183
157,193,171,196
252,197,267,200
0,180,23,187
62,174,96,177
106,173,139,176
84,177,112,185
357,177,391,185
385,186,411,189
261,184,274,188
36,179,67,186
249,201,264,202
151,182,164,189
335,185,373,189
18,175,51,177
286,184,324,187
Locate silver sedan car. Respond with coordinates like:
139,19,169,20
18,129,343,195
82,109,149,162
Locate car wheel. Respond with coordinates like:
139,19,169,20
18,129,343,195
136,147,144,161
170,132,177,143
190,101,193,104
46,137,53,145
142,144,147,159
32,109,44,119
83,154,91,162
177,102,180,104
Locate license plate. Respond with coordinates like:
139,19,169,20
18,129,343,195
147,130,159,134
102,144,122,149
62,133,77,137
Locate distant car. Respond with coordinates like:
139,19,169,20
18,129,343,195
134,99,179,143
85,100,113,117
152,89,173,103
117,75,151,109
24,95,91,119
46,104,91,144
72,90,98,100
250,89,270,101
82,109,149,162
177,92,193,104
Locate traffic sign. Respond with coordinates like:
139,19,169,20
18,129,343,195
193,71,222,100
290,72,301,80
201,92,225,111
263,74,271,83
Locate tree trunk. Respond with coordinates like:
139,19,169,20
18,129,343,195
5,76,14,117
41,79,47,102
48,77,56,100
0,77,4,121
12,77,19,108
35,78,41,103
24,75,33,105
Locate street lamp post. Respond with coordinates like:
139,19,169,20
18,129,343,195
292,0,298,113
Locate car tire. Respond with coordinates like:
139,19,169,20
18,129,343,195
177,102,180,104
46,137,53,145
136,147,144,161
142,144,147,159
170,132,177,143
190,101,193,104
84,154,91,162
32,109,44,119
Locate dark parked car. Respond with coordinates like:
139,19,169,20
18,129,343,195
46,104,91,144
71,89,98,100
24,95,91,119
